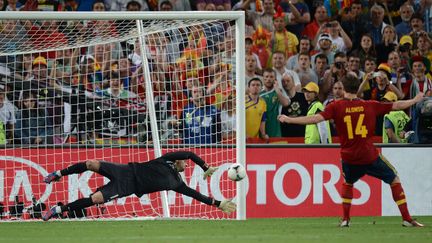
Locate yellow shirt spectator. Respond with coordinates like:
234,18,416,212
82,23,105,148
272,31,299,58
246,95,267,138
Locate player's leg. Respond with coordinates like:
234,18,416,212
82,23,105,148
367,155,424,227
340,161,367,227
42,191,104,221
44,159,101,183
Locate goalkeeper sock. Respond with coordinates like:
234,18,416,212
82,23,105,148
62,198,94,212
391,183,412,222
341,183,353,220
60,162,88,176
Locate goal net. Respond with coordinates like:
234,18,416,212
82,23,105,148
0,11,246,221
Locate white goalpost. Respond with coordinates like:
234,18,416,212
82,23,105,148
0,11,246,220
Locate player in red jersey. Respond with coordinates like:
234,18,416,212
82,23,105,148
278,73,425,227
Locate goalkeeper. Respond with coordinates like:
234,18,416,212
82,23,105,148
42,151,235,221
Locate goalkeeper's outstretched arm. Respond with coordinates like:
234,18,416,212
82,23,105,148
173,183,236,214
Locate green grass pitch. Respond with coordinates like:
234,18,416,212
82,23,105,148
0,216,430,243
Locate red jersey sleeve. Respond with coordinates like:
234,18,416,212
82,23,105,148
371,101,393,116
319,101,335,120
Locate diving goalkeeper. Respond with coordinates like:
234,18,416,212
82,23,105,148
42,151,236,221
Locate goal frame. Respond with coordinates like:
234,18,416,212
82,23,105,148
0,11,246,220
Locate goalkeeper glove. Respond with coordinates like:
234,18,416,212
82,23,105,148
218,199,236,214
203,166,218,179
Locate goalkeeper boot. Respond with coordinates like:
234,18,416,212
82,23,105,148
42,206,59,221
402,219,424,227
43,172,61,184
339,219,350,227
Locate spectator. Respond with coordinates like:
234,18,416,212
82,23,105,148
408,13,426,45
363,56,377,77
63,0,78,11
241,0,277,33
302,82,331,144
196,0,231,11
280,0,311,37
48,48,79,85
206,64,234,109
150,73,179,142
15,91,53,145
302,5,328,42
286,36,312,70
271,51,301,92
220,94,236,142
359,63,403,101
109,0,149,11
245,36,263,70
415,0,432,34
245,54,262,86
0,89,16,144
259,68,290,137
75,0,96,11
413,31,432,64
249,27,271,69
181,84,220,144
376,25,398,64
354,34,376,69
357,56,377,99
398,35,413,68
158,0,191,11
271,9,299,59
365,4,389,45
313,53,328,81
395,4,414,37
246,77,268,141
382,91,410,143
5,0,23,11
324,80,344,106
347,53,364,80
295,52,319,86
340,0,367,49
280,72,308,138
79,54,103,94
103,71,136,99
0,0,4,10
159,0,173,11
319,51,348,102
311,33,335,68
325,21,353,53
387,51,410,99
409,55,432,101
126,0,141,11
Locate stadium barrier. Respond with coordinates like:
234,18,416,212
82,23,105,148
1,146,431,219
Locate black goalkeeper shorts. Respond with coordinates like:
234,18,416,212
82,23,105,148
97,161,136,202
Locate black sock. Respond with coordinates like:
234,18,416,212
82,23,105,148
60,162,87,176
61,197,94,212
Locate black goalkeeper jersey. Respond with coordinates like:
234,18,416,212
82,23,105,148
128,151,212,204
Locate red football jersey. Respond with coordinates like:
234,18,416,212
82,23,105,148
320,99,393,165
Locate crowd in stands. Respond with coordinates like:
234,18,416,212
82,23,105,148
0,0,431,145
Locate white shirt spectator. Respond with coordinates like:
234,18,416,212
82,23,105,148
0,100,16,126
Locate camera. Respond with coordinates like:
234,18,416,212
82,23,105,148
372,72,381,78
325,23,333,28
399,44,410,53
335,62,345,69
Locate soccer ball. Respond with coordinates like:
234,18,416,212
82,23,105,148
227,163,247,181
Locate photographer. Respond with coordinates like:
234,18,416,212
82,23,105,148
358,63,403,102
319,52,348,103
